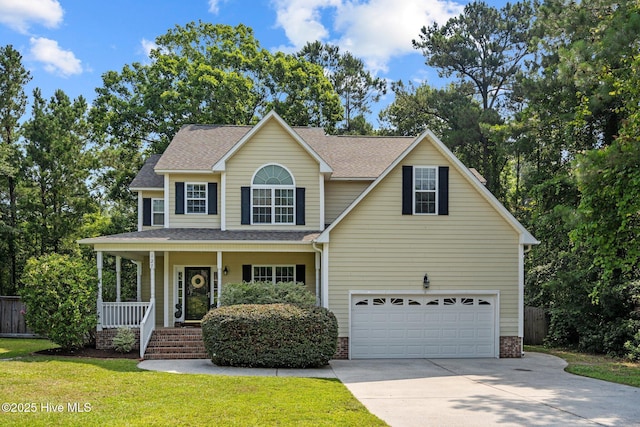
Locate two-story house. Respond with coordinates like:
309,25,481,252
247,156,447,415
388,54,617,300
80,111,538,360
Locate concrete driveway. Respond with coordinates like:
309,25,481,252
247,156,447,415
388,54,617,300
329,353,640,427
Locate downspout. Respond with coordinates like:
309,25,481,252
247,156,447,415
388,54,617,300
312,241,322,307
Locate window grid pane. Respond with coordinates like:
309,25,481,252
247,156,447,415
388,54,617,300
253,266,272,282
275,266,294,283
274,188,294,223
186,184,206,214
152,199,164,225
414,167,437,214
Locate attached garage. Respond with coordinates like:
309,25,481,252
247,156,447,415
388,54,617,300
350,293,498,359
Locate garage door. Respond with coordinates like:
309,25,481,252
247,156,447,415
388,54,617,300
350,294,496,358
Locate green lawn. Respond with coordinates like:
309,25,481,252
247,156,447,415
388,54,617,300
525,345,640,388
0,339,386,426
0,338,59,359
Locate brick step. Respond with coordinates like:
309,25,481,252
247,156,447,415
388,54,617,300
144,352,209,360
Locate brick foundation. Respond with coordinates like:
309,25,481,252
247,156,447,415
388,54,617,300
96,328,140,350
499,336,522,358
333,337,349,359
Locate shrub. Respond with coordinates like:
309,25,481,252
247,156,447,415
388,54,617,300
202,303,338,368
112,327,135,353
219,281,316,307
19,253,98,350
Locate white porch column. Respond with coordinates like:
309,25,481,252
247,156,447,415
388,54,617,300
97,251,103,331
133,261,142,302
321,244,329,308
315,251,321,306
149,251,156,301
164,251,169,327
115,256,122,302
217,251,223,307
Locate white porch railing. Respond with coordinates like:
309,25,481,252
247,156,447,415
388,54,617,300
101,302,151,328
139,299,155,359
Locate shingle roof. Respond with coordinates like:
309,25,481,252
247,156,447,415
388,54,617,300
130,154,164,188
80,228,321,244
147,123,415,180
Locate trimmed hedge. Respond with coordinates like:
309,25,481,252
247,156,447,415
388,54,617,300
202,303,338,368
219,281,316,307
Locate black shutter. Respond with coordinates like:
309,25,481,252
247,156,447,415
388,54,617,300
295,187,305,225
208,183,217,215
242,264,252,282
402,165,413,215
175,182,185,214
295,265,306,284
438,166,449,215
241,186,250,224
142,198,152,226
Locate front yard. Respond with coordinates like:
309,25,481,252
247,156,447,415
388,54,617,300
0,339,386,426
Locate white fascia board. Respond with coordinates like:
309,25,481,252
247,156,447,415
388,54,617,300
211,110,333,174
130,187,164,192
154,169,213,174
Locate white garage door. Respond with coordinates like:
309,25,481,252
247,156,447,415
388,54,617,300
350,294,496,358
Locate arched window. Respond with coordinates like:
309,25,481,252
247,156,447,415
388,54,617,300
252,164,295,224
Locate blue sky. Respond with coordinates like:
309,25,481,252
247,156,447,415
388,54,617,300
0,0,506,122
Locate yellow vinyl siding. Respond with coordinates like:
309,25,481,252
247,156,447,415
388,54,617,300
225,120,321,230
324,180,370,224
168,173,220,228
139,190,164,230
327,136,521,338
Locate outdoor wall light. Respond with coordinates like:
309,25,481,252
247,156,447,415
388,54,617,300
223,266,229,276
423,273,430,288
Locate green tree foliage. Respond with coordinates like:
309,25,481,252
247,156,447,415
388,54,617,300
91,22,341,210
411,1,536,197
298,41,386,134
20,253,98,349
21,89,96,256
0,45,31,294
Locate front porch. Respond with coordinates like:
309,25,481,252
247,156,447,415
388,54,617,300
86,230,325,358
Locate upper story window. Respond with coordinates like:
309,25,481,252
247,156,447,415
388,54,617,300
152,199,164,226
414,166,437,214
186,183,207,214
252,164,295,224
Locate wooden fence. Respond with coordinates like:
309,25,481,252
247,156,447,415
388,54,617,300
0,296,35,337
524,306,548,345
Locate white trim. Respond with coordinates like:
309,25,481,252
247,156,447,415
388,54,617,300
348,290,500,359
212,110,332,173
217,252,223,308
413,165,438,215
131,186,164,192
173,266,185,322
115,256,121,302
97,251,103,331
163,251,169,327
137,192,143,231
518,244,525,340
319,174,325,229
221,172,226,231
163,175,170,228
321,243,329,308
154,169,214,174
250,163,296,226
316,130,538,245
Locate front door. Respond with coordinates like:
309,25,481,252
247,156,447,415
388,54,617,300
184,267,211,321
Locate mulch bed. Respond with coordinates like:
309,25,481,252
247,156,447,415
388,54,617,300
36,346,140,359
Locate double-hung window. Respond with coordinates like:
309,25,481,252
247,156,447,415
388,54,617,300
186,183,207,214
253,265,295,283
252,164,294,224
151,199,164,226
414,167,437,214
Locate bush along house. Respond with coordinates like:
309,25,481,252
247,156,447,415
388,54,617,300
79,111,539,359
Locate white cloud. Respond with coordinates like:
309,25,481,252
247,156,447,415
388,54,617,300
0,0,63,33
271,0,463,73
29,37,82,77
208,0,227,14
141,38,159,57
